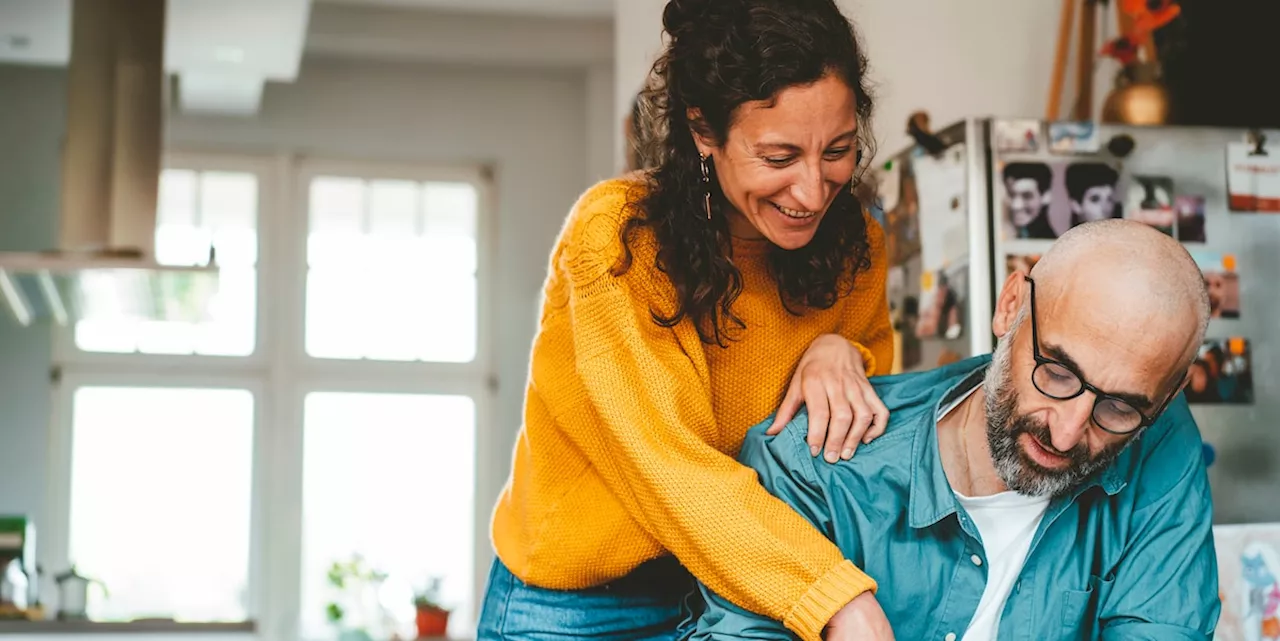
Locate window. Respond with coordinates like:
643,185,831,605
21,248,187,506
68,386,254,622
299,393,476,640
74,169,259,356
52,154,492,641
305,176,478,363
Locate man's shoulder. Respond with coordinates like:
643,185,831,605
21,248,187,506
740,359,984,479
1114,392,1211,509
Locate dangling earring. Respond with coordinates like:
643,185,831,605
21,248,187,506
699,153,712,220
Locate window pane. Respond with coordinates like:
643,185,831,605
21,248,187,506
305,177,479,362
301,393,475,641
69,387,254,622
75,168,259,356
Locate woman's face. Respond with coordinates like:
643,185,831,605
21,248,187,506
692,73,860,250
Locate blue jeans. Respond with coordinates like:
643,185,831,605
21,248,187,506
476,556,699,640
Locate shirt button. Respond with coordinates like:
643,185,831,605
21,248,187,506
971,554,983,566
945,633,957,641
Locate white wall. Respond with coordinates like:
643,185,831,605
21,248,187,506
846,0,1063,152
614,0,666,171
0,64,61,535
611,0,1064,160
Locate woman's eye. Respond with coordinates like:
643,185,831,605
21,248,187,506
824,147,852,160
764,156,795,167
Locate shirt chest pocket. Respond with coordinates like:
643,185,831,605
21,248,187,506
1059,574,1115,641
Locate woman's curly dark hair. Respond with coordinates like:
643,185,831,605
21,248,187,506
616,0,878,347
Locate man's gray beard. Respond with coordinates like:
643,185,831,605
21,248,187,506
981,327,1127,498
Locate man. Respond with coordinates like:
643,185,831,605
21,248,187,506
690,219,1219,640
1003,162,1056,239
1065,162,1121,227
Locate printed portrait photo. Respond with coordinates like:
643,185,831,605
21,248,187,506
1126,175,1176,236
1192,252,1241,319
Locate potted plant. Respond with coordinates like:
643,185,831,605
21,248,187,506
324,555,391,641
413,578,450,638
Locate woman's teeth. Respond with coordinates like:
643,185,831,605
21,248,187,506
771,202,817,219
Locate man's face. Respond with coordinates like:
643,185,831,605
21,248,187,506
982,332,1131,498
1006,178,1045,227
982,284,1188,498
1073,185,1116,222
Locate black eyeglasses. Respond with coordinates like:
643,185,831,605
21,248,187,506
1022,275,1174,435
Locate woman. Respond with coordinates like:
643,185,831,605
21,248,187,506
478,1,894,639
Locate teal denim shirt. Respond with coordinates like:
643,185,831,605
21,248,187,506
690,355,1219,640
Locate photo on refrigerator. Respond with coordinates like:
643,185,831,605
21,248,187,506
1186,337,1253,405
1192,252,1242,319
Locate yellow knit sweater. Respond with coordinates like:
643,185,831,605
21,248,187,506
491,177,894,641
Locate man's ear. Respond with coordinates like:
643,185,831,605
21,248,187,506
991,270,1027,339
686,107,715,156
1040,190,1053,208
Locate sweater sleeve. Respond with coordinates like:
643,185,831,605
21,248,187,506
840,212,893,376
546,184,875,641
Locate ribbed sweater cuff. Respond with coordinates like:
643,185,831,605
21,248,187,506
851,341,878,377
783,560,878,641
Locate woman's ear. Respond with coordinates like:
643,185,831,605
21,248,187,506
991,270,1027,339
686,107,714,156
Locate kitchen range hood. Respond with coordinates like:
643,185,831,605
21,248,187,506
0,0,218,327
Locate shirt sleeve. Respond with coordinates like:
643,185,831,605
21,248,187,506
839,212,893,376
1099,401,1220,640
546,187,874,641
687,419,857,641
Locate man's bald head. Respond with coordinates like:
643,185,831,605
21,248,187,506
1028,218,1210,366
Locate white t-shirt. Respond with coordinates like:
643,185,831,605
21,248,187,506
954,490,1049,640
937,383,1050,641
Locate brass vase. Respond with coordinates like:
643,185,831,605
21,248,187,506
1101,61,1171,126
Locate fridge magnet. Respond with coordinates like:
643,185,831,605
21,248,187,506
1125,175,1175,236
914,264,966,341
1048,121,1101,154
1192,252,1241,319
1063,162,1122,228
1004,253,1043,280
1175,195,1207,242
1226,135,1280,213
887,265,922,374
1001,162,1056,239
1211,523,1280,641
1186,337,1253,404
994,119,1042,153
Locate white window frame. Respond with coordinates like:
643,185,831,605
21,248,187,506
46,151,497,641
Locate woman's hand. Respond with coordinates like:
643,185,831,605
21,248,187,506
767,334,889,462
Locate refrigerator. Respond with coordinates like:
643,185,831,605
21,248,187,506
872,118,1280,638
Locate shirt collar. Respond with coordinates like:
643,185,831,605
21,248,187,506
907,357,1129,530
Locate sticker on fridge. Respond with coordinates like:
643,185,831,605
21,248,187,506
1212,523,1280,641
1175,195,1207,242
1186,337,1253,405
1048,121,1101,154
1192,252,1241,319
1126,175,1176,236
1226,141,1280,213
